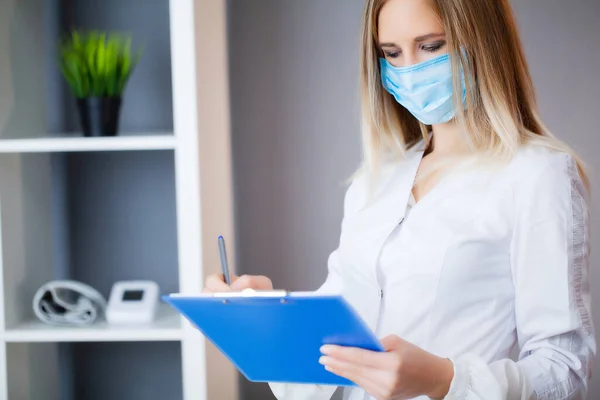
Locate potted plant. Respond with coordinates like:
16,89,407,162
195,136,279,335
58,30,143,137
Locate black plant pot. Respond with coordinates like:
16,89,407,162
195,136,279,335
76,97,122,137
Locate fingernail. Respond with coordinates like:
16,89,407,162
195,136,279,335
319,356,331,365
324,366,333,372
320,345,333,354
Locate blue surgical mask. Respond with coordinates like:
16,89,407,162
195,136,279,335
379,53,467,125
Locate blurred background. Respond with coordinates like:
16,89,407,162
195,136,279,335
0,0,598,399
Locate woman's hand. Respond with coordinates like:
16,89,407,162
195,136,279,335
319,335,454,400
203,273,273,293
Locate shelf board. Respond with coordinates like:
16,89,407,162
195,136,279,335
0,132,176,153
2,304,183,343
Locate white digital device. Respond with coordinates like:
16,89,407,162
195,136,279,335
105,280,160,325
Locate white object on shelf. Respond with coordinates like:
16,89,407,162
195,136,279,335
106,280,160,325
2,303,181,343
0,132,176,153
32,280,107,327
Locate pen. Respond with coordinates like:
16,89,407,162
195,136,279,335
218,236,232,285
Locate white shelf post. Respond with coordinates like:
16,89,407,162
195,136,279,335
169,0,207,399
170,0,238,399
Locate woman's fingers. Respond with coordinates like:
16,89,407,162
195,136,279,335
320,345,384,368
203,273,272,292
203,273,238,292
320,357,390,398
230,274,273,291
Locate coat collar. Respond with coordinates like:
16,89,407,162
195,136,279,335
358,148,424,225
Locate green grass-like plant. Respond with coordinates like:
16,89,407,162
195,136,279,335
59,30,143,98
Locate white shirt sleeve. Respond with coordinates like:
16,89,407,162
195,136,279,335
444,153,596,400
267,178,365,399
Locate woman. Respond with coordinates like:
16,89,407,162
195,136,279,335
205,0,596,399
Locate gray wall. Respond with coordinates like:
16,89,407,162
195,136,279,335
228,0,363,293
228,0,600,399
228,1,364,398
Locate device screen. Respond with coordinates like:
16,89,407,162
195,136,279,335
122,290,144,301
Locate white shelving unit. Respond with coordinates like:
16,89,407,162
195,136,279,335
0,1,237,399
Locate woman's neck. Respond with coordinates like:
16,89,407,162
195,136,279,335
428,121,467,156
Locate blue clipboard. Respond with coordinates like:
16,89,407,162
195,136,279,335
163,290,384,386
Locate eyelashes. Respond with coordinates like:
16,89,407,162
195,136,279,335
382,40,447,59
422,40,446,53
384,51,401,58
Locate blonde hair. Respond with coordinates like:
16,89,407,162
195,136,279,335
358,0,589,188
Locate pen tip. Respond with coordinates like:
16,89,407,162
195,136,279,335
218,235,223,240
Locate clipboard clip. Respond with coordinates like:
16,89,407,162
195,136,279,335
213,288,289,299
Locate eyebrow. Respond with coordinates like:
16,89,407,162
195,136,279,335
379,32,446,47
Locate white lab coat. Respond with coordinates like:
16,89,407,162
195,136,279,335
269,141,596,400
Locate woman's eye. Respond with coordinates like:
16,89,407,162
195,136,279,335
421,41,446,53
384,50,401,59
